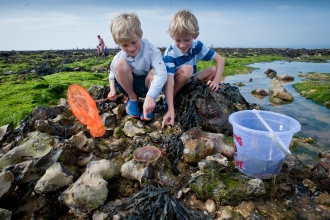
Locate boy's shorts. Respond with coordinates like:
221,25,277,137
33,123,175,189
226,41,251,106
115,73,148,98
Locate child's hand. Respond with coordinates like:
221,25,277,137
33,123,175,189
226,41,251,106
162,108,175,128
143,95,156,119
206,80,219,92
108,91,117,101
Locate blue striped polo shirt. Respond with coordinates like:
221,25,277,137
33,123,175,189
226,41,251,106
163,40,216,77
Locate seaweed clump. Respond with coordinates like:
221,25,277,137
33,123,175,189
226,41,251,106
174,80,250,134
100,183,206,220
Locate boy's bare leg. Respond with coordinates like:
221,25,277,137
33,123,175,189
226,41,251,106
114,58,138,101
194,66,216,81
145,68,155,89
173,65,194,97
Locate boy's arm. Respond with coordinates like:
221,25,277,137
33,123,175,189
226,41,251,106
143,45,167,118
108,79,117,100
147,50,167,100
205,53,225,91
162,75,175,127
108,60,117,100
212,53,225,85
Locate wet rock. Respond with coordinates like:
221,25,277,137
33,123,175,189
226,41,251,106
122,121,145,137
149,131,162,142
233,82,245,87
269,79,294,103
33,106,84,138
0,131,60,169
76,153,95,167
0,171,14,198
235,201,255,219
319,150,330,159
0,208,12,220
264,68,277,78
92,209,110,220
181,128,234,164
100,112,116,129
112,104,126,121
311,158,330,191
206,154,228,166
277,73,294,81
252,88,268,96
246,179,266,196
181,130,214,164
175,81,249,134
59,159,119,217
0,125,13,142
88,84,109,100
32,105,66,120
205,199,217,213
215,206,236,220
34,162,73,194
314,192,330,206
121,159,154,183
5,160,40,183
68,131,95,152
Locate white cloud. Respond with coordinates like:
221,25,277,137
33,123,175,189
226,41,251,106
0,12,91,30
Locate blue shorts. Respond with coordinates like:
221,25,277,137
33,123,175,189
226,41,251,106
115,73,148,98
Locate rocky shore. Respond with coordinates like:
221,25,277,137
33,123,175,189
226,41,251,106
0,48,330,220
1,47,330,58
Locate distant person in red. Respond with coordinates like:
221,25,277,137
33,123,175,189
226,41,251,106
97,35,105,53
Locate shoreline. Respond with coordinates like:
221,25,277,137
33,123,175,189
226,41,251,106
1,47,330,58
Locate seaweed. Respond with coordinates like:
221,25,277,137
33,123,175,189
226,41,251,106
100,183,206,220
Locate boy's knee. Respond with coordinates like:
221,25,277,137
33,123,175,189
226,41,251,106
114,58,130,71
210,66,216,75
178,65,193,79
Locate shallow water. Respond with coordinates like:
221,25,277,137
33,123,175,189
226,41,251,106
224,60,330,160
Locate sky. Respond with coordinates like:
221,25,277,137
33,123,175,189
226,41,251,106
0,0,330,51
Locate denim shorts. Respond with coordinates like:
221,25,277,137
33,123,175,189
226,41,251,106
115,73,148,98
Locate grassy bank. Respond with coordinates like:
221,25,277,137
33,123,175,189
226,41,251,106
293,72,330,109
0,52,329,127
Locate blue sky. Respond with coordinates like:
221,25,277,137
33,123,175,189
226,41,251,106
0,0,330,51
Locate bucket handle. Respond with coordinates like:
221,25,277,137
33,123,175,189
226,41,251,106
253,109,292,156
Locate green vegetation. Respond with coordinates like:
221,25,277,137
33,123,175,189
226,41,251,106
197,54,286,77
0,71,108,126
63,57,112,70
0,51,329,127
293,72,330,109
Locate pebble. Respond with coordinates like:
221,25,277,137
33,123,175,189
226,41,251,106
205,199,216,213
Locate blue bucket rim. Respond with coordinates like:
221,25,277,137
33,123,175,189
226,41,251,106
228,110,301,135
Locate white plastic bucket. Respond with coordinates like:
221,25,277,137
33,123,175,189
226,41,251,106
228,110,301,179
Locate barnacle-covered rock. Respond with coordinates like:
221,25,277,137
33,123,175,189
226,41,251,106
0,171,14,198
34,162,73,194
246,179,266,196
0,131,60,169
181,128,234,164
59,159,119,217
0,125,13,142
68,131,95,152
122,121,145,137
121,159,154,183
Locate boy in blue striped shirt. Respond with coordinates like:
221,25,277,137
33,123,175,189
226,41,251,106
162,9,225,127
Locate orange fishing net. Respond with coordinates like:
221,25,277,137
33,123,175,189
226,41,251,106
67,84,106,137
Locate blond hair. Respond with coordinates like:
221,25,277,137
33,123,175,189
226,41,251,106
110,13,143,45
168,9,199,38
